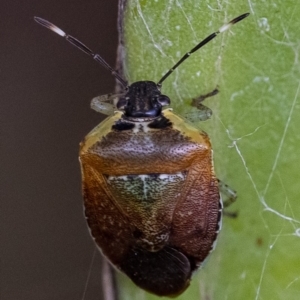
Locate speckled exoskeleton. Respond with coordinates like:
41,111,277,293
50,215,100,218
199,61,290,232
34,13,249,296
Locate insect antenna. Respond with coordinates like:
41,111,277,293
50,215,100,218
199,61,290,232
34,17,128,88
157,13,249,86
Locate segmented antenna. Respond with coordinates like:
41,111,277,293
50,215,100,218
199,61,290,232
157,13,249,86
34,17,128,88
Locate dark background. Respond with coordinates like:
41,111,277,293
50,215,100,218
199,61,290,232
1,1,120,299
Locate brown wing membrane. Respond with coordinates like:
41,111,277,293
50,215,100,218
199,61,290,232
119,246,191,297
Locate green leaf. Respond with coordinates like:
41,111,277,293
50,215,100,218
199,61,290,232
117,1,300,299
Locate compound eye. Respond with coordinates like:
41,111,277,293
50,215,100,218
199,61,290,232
158,95,170,107
117,97,128,110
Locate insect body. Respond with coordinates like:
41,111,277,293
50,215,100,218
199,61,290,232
35,13,249,297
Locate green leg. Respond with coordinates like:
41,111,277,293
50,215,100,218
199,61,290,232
218,179,238,218
184,88,219,122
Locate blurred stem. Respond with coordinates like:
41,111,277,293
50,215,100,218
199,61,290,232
101,258,119,300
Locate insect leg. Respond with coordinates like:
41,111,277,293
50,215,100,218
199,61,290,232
218,179,237,207
91,93,125,115
183,88,218,122
192,88,219,106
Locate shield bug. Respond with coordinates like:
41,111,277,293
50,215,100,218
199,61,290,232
34,13,249,297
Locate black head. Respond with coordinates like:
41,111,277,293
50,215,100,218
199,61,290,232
117,81,170,118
